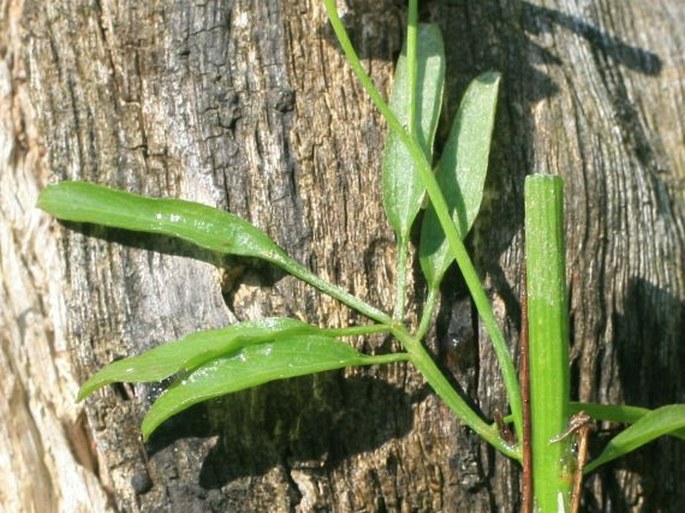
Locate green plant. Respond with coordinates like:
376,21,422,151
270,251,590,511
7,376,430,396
37,1,685,511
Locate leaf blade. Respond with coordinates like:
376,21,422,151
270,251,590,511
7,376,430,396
140,335,407,439
584,404,685,473
38,181,289,265
382,23,445,238
570,402,685,440
39,181,393,323
76,318,318,400
419,71,500,289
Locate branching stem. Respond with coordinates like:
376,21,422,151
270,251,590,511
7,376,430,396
323,0,523,438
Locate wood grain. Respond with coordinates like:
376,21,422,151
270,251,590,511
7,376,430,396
2,0,683,511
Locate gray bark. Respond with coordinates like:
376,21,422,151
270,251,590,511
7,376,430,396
1,0,683,512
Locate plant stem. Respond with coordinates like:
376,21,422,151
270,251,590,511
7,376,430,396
393,237,410,319
520,269,533,513
418,176,524,437
524,175,573,512
282,258,393,325
323,0,523,437
416,285,439,340
391,0,418,321
360,352,412,366
392,325,520,460
322,324,392,337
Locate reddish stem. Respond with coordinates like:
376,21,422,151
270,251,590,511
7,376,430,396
520,269,533,513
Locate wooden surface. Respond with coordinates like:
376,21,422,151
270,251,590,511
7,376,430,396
1,0,683,511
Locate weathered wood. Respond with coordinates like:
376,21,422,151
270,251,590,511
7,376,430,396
2,0,683,511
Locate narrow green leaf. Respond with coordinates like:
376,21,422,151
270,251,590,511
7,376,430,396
584,404,685,473
571,401,685,440
38,181,290,266
382,23,445,238
77,318,317,400
419,72,500,289
141,335,409,439
39,181,392,324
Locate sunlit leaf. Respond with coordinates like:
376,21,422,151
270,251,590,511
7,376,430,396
77,318,318,400
38,181,393,323
571,402,685,440
382,23,445,239
38,181,290,265
141,335,409,439
419,71,500,289
584,404,685,473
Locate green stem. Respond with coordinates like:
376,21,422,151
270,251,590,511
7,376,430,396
392,325,520,460
434,213,523,437
323,0,522,437
322,324,392,337
524,175,573,512
323,0,405,146
360,352,412,366
281,258,392,325
393,237,410,319
416,285,439,340
391,0,417,321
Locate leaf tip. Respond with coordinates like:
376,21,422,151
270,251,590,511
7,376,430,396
141,411,164,442
477,70,501,85
36,184,58,212
76,373,110,402
76,383,94,402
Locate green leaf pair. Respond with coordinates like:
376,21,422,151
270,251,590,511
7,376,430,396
141,335,407,440
75,314,407,440
77,317,318,400
381,23,500,292
376,20,523,441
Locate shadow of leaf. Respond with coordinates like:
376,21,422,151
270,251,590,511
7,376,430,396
142,374,413,488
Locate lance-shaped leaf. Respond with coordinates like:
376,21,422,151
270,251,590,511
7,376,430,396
38,181,392,324
571,401,685,440
77,318,318,400
140,335,409,439
382,23,445,239
38,181,290,266
419,71,500,289
584,404,685,474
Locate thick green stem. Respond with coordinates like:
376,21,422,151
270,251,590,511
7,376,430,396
524,175,573,512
